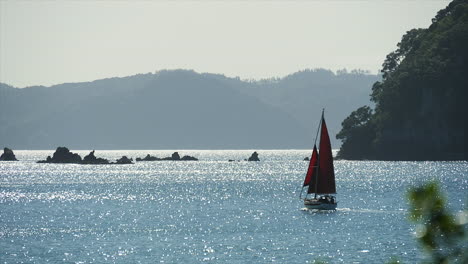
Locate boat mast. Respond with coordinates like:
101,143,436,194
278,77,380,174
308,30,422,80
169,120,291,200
302,109,324,200
314,109,324,199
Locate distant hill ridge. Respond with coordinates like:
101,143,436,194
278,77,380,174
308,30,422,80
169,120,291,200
0,69,378,149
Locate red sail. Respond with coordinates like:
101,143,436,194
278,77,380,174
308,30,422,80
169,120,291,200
303,145,318,187
316,116,336,194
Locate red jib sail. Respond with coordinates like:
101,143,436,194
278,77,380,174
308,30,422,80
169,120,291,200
316,116,336,194
303,145,318,187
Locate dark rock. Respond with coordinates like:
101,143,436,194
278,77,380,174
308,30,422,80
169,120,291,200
181,155,198,161
136,154,161,161
171,152,181,160
115,156,133,164
36,156,53,163
82,150,110,164
36,147,136,165
0,147,18,161
136,152,198,161
37,147,82,163
304,157,310,161
161,152,198,161
248,151,260,161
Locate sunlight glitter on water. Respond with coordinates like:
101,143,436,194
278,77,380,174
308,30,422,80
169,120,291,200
1,150,467,263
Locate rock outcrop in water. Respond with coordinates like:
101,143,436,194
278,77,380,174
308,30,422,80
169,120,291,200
82,150,110,164
248,151,260,161
37,147,82,163
0,147,18,161
37,147,135,165
137,152,198,161
162,152,181,161
136,154,161,161
35,148,197,164
115,156,133,164
181,155,198,161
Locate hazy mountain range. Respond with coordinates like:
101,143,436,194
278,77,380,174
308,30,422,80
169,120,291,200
0,69,379,150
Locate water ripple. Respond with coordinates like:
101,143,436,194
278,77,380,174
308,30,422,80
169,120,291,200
1,150,467,263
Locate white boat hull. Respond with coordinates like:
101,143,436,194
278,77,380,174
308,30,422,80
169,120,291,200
304,199,337,210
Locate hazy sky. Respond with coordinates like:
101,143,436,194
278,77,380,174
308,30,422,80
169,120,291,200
0,0,450,87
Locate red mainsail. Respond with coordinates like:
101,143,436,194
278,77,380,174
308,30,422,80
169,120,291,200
303,145,318,187
316,116,336,194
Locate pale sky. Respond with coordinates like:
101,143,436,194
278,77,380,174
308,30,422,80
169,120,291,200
0,0,450,87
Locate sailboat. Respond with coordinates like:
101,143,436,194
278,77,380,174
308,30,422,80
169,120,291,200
300,109,337,210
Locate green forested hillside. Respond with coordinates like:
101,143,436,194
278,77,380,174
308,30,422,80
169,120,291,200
337,0,468,160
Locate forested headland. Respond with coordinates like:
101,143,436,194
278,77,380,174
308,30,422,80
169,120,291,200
337,0,468,161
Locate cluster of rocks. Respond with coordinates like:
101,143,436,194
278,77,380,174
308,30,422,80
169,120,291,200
37,147,133,164
229,151,260,162
0,148,18,161
2,148,265,163
1,147,199,164
136,152,198,161
35,148,200,164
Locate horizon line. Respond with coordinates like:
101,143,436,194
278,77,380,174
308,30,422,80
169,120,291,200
1,67,379,89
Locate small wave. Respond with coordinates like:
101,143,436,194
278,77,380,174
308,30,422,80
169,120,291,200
338,208,406,214
300,208,337,214
300,207,405,214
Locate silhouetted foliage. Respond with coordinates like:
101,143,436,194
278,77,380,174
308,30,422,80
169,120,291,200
380,28,426,80
336,106,375,159
337,0,468,160
407,182,467,263
316,181,467,264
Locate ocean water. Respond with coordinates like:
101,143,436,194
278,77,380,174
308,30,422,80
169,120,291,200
0,150,466,263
